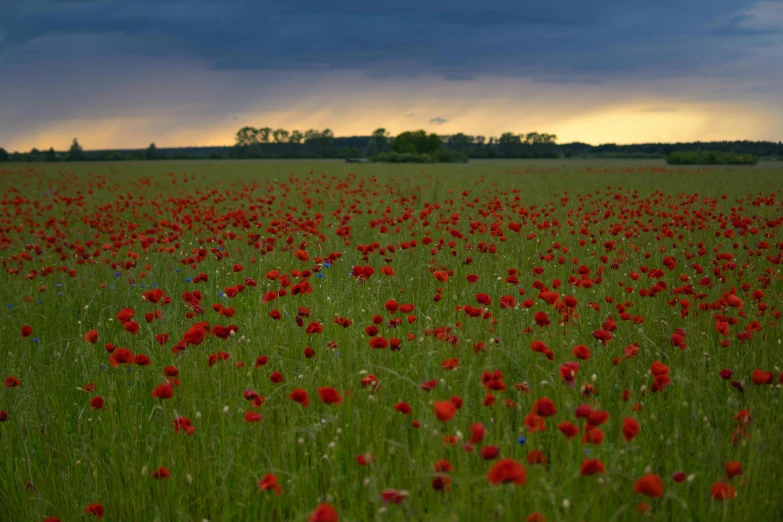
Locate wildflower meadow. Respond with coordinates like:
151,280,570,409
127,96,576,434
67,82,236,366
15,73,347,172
1,159,782,522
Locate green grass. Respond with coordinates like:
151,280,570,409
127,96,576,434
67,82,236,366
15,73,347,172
0,159,782,522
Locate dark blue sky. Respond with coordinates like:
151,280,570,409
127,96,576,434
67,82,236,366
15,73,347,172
1,0,781,149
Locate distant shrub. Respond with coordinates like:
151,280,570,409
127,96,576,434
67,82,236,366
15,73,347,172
666,151,759,165
432,149,469,163
371,152,432,163
371,150,468,163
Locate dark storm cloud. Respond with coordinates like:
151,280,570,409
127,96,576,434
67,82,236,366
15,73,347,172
0,0,777,80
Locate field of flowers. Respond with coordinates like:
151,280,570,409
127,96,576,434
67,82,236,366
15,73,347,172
1,159,782,522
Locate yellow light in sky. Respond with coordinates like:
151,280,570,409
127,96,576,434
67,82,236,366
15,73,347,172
2,71,778,150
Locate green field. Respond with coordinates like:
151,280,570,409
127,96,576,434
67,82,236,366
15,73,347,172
1,159,782,522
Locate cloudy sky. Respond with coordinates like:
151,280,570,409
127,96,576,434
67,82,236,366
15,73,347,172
1,0,782,150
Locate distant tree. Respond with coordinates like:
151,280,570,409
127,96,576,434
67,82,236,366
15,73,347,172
272,129,290,143
46,147,59,162
497,132,522,157
67,138,86,161
339,146,360,158
365,139,378,157
447,133,473,154
235,127,257,147
257,127,272,142
304,129,321,143
0,147,8,162
372,128,390,151
320,129,335,156
364,128,387,156
145,143,159,160
289,130,303,144
28,148,42,162
392,130,442,155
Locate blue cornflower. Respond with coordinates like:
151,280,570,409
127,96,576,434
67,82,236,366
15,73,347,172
517,436,527,445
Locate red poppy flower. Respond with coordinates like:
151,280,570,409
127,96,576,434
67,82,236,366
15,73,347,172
441,358,459,370
592,329,612,344
420,379,437,391
711,482,736,500
580,459,605,476
134,354,151,366
487,459,527,486
394,402,412,414
173,416,195,435
109,347,133,367
726,295,744,309
558,421,579,439
622,417,640,442
244,411,263,423
532,397,557,417
433,271,449,282
751,369,774,385
270,371,284,384
258,473,282,495
151,467,171,479
572,345,591,360
724,461,743,479
381,489,409,504
308,503,339,522
5,376,20,388
475,293,491,305
586,410,609,427
533,311,551,327
90,396,105,410
480,445,500,460
123,321,140,334
469,423,486,444
434,401,457,422
83,330,98,344
183,324,208,346
318,387,343,405
356,454,374,466
369,336,388,349
634,474,664,498
527,450,547,466
83,503,104,519
306,322,323,335
151,383,174,400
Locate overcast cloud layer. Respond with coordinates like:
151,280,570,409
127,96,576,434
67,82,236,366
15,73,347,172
1,0,781,150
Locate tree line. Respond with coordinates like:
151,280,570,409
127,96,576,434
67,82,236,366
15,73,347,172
666,151,760,165
1,130,782,162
